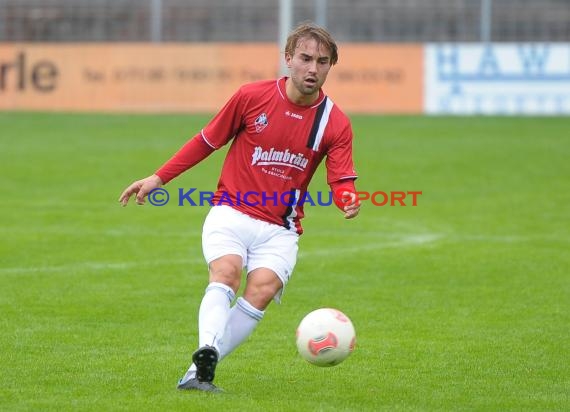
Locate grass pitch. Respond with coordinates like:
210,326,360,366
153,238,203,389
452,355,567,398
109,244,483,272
1,112,568,411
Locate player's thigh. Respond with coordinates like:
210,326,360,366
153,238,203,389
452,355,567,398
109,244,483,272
202,205,253,266
247,226,299,304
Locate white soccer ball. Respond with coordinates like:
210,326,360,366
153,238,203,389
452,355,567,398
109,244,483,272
295,308,356,367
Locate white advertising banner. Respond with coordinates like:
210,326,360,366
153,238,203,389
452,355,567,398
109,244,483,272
425,44,570,115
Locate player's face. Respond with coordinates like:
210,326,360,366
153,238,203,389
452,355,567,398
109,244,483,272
286,37,332,105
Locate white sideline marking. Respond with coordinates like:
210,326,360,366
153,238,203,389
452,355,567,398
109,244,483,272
0,234,442,275
0,227,201,237
0,257,206,275
298,234,443,258
2,233,566,275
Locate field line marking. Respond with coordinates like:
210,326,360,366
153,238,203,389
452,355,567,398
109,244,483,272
0,234,442,275
8,232,564,275
299,234,443,258
0,257,206,275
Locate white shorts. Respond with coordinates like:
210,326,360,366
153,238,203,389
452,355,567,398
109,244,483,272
201,205,299,303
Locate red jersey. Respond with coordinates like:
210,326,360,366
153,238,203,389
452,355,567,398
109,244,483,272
203,77,357,234
162,77,357,234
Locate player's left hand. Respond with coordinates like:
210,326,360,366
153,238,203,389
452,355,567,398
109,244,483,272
339,191,360,219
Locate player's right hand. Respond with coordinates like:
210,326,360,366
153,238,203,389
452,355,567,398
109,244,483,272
119,174,163,206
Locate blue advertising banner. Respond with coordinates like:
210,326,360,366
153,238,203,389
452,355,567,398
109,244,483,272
425,44,570,115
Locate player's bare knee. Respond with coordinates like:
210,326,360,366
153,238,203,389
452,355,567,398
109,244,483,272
244,270,283,310
208,255,242,292
242,288,274,311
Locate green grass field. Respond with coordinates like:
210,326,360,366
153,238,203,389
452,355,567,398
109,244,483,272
1,112,569,411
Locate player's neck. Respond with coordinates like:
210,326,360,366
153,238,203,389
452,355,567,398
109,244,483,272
284,78,320,106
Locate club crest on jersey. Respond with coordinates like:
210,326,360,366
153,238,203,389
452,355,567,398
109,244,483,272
254,113,269,133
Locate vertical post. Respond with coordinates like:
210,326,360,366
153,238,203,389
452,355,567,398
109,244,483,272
480,0,492,43
279,0,293,76
150,0,162,42
315,0,327,28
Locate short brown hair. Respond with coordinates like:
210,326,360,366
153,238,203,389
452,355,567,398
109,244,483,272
285,22,338,65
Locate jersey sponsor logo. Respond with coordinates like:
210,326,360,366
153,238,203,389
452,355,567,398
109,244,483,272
251,146,309,171
254,112,268,133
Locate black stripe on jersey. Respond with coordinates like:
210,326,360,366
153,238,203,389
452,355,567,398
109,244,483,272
281,188,297,230
306,97,328,150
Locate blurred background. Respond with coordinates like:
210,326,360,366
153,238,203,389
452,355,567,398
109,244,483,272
1,0,569,43
1,0,569,114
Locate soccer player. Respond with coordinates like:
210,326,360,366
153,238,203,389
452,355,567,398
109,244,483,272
119,22,360,392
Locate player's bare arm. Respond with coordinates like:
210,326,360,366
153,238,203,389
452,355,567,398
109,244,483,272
119,174,163,206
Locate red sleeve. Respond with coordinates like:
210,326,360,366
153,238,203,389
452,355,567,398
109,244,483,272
201,87,245,149
330,179,357,211
155,135,214,184
155,87,246,184
325,122,358,185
